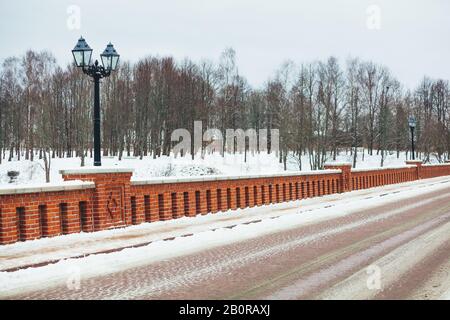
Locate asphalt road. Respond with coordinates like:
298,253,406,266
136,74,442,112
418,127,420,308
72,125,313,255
5,183,450,300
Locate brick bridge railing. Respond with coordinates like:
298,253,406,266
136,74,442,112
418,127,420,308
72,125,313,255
1,160,450,245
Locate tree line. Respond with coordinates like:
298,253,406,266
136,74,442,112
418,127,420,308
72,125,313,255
0,48,449,175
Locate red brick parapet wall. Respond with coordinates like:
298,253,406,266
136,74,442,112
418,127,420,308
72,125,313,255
1,161,450,245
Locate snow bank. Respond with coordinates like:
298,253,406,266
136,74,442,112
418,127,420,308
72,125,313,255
0,150,445,186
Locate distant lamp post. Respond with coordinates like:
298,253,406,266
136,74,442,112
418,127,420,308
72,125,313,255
72,37,120,166
408,116,416,160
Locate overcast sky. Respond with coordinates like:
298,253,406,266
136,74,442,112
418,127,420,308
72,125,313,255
0,0,449,90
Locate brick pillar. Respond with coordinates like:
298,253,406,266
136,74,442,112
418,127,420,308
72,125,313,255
239,186,246,209
313,180,319,197
23,205,41,240
0,204,18,244
80,201,94,232
255,185,262,206
199,190,208,215
135,195,146,223
186,191,197,217
317,180,322,196
324,179,329,195
217,188,226,212
248,186,255,207
160,192,173,220
147,194,159,221
175,192,185,217
229,188,237,209
406,160,423,180
300,181,306,198
263,184,268,204
60,167,134,231
41,203,62,237
324,162,352,193
305,180,311,197
60,201,81,234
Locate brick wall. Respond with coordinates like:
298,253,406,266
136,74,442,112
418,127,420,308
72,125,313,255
350,166,417,191
421,163,450,179
1,161,450,245
129,172,342,223
0,186,94,244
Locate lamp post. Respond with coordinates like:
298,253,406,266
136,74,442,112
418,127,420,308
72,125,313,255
408,115,416,160
72,37,120,166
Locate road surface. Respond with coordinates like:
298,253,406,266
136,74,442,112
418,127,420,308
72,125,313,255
3,179,450,300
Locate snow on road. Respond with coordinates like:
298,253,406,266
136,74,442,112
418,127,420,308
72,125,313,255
269,213,450,299
318,220,450,300
1,176,450,298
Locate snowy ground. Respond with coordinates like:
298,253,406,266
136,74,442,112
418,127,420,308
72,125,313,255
0,150,433,186
1,176,450,298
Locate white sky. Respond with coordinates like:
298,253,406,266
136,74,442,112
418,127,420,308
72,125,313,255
0,0,449,90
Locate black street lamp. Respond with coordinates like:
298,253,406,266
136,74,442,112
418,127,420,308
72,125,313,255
72,37,120,166
408,115,416,160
